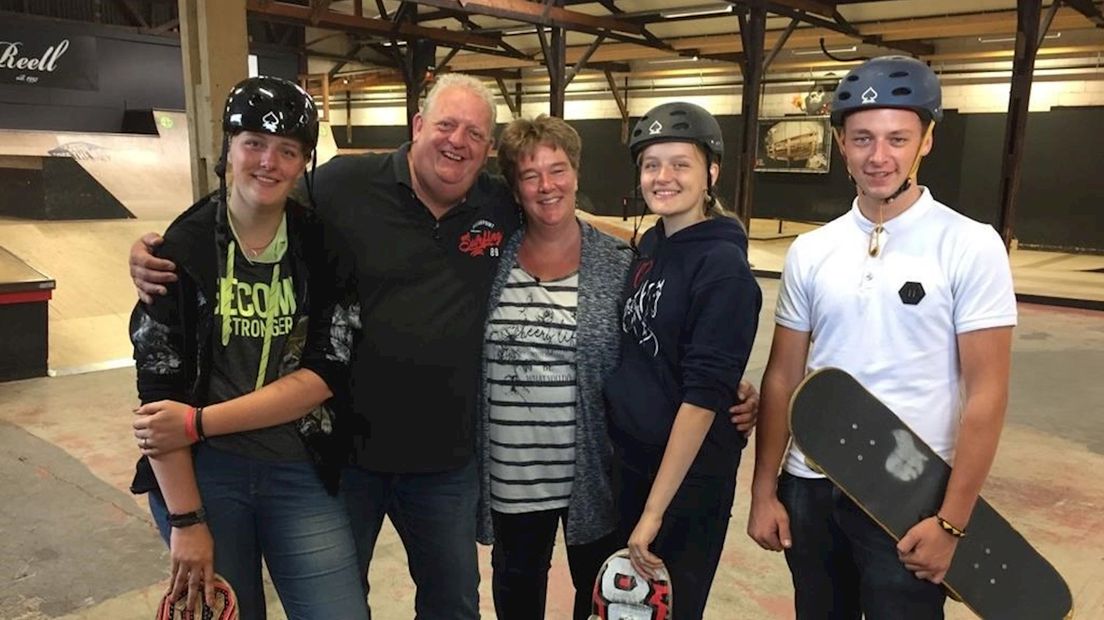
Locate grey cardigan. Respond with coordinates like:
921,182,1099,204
476,219,633,546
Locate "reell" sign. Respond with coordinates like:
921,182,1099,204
0,30,98,90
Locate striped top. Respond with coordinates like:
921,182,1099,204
484,267,579,514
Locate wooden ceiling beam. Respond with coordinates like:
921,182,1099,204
1060,0,1104,28
246,0,509,51
405,0,644,35
755,0,838,19
443,6,1104,72
866,7,1089,41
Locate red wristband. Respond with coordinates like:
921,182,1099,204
184,407,200,443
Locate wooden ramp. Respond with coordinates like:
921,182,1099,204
0,110,193,221
0,217,170,374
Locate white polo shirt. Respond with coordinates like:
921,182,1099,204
776,188,1018,479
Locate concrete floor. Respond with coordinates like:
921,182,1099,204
2,278,1103,619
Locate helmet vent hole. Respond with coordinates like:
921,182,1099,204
672,122,691,130
892,87,912,96
838,91,852,101
670,110,688,117
889,71,909,78
846,75,860,82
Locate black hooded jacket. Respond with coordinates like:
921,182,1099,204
605,216,762,477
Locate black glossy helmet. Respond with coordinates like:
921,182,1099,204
222,76,319,151
830,56,942,128
629,101,724,163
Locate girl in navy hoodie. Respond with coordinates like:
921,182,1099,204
604,101,762,619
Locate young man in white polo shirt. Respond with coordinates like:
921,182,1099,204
747,56,1018,618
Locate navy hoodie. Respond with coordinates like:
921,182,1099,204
605,216,762,477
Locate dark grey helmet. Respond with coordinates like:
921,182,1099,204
629,101,724,163
222,76,319,151
830,56,942,127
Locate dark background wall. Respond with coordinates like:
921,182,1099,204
4,15,1099,252
0,15,298,133
335,106,1103,252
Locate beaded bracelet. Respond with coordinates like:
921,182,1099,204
936,514,967,538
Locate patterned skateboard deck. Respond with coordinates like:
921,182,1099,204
589,548,672,620
155,572,239,620
789,367,1072,619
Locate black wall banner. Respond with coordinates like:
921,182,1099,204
0,28,98,90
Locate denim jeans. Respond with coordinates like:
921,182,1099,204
148,444,368,620
341,457,480,620
612,454,736,620
491,508,622,620
777,472,946,619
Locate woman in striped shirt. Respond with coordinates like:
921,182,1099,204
477,114,758,619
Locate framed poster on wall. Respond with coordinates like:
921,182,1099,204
755,116,832,174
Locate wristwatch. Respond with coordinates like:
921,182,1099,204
167,506,207,528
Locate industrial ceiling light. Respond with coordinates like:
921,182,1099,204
660,4,734,19
978,32,1061,43
792,46,857,56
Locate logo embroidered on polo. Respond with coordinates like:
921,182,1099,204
899,281,925,305
458,220,503,257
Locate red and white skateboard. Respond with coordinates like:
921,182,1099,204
590,548,672,620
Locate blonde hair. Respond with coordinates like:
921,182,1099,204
422,73,498,130
497,115,581,190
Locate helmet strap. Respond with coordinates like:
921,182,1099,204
304,149,318,208
630,171,645,254
703,152,717,215
216,133,230,206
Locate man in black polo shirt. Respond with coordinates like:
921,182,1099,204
304,74,516,617
129,73,516,618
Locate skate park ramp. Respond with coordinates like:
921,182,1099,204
0,110,193,221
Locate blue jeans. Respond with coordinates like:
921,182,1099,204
777,472,946,619
341,457,480,620
491,508,622,620
149,445,368,620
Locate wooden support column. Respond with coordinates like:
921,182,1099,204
996,0,1044,250
547,25,567,117
605,70,629,143
496,77,520,119
178,0,248,201
345,90,353,145
319,73,331,122
734,5,767,230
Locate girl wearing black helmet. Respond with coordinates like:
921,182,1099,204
604,101,762,618
129,76,369,619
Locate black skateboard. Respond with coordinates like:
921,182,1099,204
789,367,1073,619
